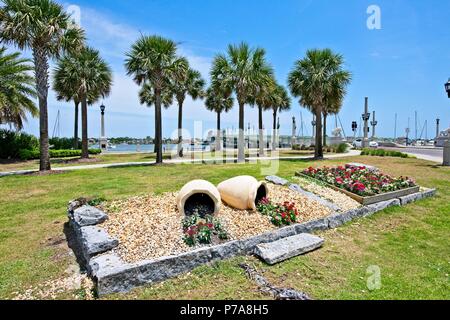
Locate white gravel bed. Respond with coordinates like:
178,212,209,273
293,176,361,211
102,184,332,263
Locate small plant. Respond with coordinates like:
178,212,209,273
257,198,300,227
87,197,106,207
182,214,228,247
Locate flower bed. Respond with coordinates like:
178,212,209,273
298,164,419,205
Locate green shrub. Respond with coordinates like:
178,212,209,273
336,143,349,154
49,137,80,150
361,148,408,158
18,149,102,160
0,130,39,159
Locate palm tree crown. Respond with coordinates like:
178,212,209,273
0,47,37,130
139,83,173,109
210,42,273,162
288,48,351,158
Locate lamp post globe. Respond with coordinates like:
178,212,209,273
100,104,106,114
445,79,450,98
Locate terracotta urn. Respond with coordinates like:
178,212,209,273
217,176,269,211
177,180,221,217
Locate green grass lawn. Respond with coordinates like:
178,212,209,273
0,156,448,300
0,149,317,173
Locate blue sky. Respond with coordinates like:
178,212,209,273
8,0,450,139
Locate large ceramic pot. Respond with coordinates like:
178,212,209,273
217,176,269,211
177,180,221,217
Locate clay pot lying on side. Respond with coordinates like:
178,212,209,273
177,180,221,217
217,176,269,211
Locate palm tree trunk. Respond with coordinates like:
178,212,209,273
323,113,327,147
74,101,79,149
258,105,264,157
81,96,89,159
154,88,163,164
216,111,222,152
272,109,278,151
177,101,183,158
315,108,323,159
238,101,245,163
33,47,51,171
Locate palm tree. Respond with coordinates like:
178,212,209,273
0,47,37,130
322,97,342,147
0,0,85,171
205,86,233,152
138,82,173,152
171,58,205,157
288,49,351,159
125,35,183,164
54,47,112,159
251,77,278,157
211,42,273,163
53,58,81,149
268,85,291,151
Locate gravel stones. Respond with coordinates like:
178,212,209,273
101,184,332,263
289,184,341,212
293,176,361,212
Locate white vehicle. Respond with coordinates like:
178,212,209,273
352,139,379,148
352,139,363,148
369,141,379,148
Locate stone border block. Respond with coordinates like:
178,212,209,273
80,226,119,259
265,176,289,186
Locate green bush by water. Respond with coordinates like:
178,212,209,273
18,149,101,160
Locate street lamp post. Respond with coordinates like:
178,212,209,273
99,104,107,150
370,111,378,140
311,116,317,146
362,97,371,148
443,79,450,166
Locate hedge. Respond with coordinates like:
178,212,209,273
18,149,102,160
360,148,409,158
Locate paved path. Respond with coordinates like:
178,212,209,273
0,150,361,178
384,147,443,163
